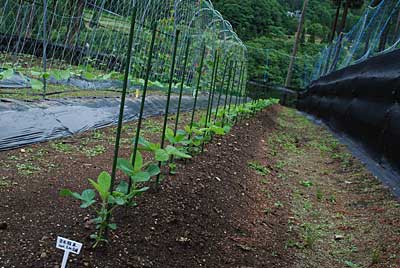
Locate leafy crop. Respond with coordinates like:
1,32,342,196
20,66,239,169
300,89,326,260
60,98,279,248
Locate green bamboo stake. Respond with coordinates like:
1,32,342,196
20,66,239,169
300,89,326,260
156,29,180,185
128,21,158,193
105,7,137,236
221,61,235,127
235,62,244,109
173,38,191,137
201,50,219,152
109,6,137,194
207,51,220,124
42,0,48,99
213,57,230,122
227,61,238,113
188,43,206,134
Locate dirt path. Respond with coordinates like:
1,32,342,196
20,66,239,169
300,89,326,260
0,105,399,267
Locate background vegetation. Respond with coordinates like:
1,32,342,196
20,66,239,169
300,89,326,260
212,0,366,87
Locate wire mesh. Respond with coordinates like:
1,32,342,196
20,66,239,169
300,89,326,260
307,0,400,85
0,0,247,100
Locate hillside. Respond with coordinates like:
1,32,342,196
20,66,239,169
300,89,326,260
212,0,366,87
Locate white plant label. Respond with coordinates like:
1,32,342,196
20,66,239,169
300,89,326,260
56,236,83,268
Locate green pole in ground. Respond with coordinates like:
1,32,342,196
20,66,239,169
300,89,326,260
234,62,245,122
156,29,180,185
128,21,158,193
42,0,48,99
173,38,191,137
201,50,219,152
109,6,137,193
207,52,220,124
221,61,235,127
106,7,137,236
213,57,230,122
188,43,206,134
227,61,238,113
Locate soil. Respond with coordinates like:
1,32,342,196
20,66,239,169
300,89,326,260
0,105,399,268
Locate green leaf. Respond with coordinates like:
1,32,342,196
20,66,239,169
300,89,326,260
146,164,160,177
117,158,134,176
165,145,191,159
108,223,117,230
155,149,169,162
50,70,71,80
30,79,44,90
131,151,143,171
0,69,14,80
88,171,111,201
114,196,126,205
42,72,51,79
81,189,95,201
60,189,82,200
131,171,151,183
115,181,129,194
82,71,96,80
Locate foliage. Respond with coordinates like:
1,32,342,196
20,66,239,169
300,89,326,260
60,98,279,248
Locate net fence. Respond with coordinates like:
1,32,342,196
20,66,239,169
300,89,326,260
308,0,400,84
0,0,246,99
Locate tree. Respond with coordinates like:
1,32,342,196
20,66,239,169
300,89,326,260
285,0,308,87
329,0,342,42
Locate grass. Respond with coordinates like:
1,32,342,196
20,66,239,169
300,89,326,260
261,107,400,267
16,163,41,176
248,161,270,176
0,176,12,188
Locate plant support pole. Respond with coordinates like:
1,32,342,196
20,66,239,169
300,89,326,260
214,56,230,122
128,21,158,192
189,43,206,133
173,38,191,137
157,29,180,184
42,0,48,98
106,6,137,235
221,61,235,127
201,50,219,152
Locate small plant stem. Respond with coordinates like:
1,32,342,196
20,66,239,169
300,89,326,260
157,29,180,185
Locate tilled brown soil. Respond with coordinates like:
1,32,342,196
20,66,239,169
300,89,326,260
0,106,297,267
1,106,399,268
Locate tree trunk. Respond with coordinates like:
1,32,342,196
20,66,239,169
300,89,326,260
394,9,400,42
339,0,350,33
65,0,85,46
24,0,37,39
329,0,342,42
285,0,308,88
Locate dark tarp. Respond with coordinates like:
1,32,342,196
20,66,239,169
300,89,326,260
0,94,238,151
